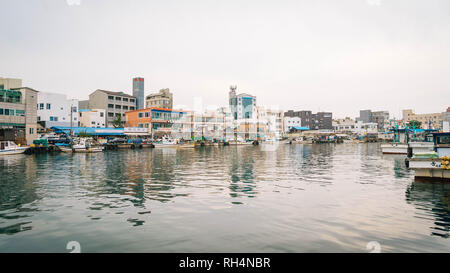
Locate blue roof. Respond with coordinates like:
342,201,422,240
292,126,310,131
50,127,125,136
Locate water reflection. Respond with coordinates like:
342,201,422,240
1,144,450,252
406,182,450,238
228,147,257,200
0,155,39,235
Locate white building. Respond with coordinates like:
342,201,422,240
354,121,378,135
333,118,356,133
78,109,106,128
37,92,78,128
284,116,302,133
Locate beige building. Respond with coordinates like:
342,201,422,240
0,77,22,90
78,109,106,128
402,109,445,130
0,87,38,145
86,89,136,127
146,88,173,109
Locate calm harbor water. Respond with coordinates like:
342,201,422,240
0,143,449,253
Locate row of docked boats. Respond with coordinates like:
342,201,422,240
381,129,450,181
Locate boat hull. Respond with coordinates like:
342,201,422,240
409,142,434,154
0,147,27,155
381,143,408,154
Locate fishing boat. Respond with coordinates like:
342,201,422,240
60,138,104,153
408,132,450,181
153,137,179,148
381,127,410,154
0,141,27,155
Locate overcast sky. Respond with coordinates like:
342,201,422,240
0,0,449,118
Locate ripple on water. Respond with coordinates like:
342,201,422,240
0,144,449,252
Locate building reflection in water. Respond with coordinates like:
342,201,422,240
227,147,257,201
406,182,450,238
0,155,39,235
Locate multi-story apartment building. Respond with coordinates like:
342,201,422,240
78,109,106,128
0,77,22,90
333,118,356,133
357,110,389,131
229,86,257,120
402,109,446,130
146,89,173,109
124,107,188,138
133,77,145,110
87,89,136,127
284,116,302,133
0,87,38,145
284,110,332,130
37,92,78,128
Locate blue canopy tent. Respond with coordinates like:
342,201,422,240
50,126,125,137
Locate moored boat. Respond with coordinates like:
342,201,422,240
408,132,450,181
0,141,27,155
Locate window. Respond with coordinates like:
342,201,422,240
145,112,150,117
123,106,128,110
115,105,121,109
39,103,44,110
37,116,40,121
46,103,51,110
138,113,144,118
108,112,114,117
108,96,114,100
108,104,114,109
16,110,25,117
123,98,128,102
115,97,122,101
130,99,135,103
130,107,135,110
100,112,104,117
29,128,34,134
0,108,3,115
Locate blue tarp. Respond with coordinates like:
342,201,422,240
50,126,125,136
291,126,310,131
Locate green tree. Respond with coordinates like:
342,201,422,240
113,114,123,128
408,120,422,129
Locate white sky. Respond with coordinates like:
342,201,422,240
0,0,449,119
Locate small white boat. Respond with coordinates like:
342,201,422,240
153,137,179,148
62,138,104,153
0,141,27,155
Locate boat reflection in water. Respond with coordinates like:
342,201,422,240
406,181,450,238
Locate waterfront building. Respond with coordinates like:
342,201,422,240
145,88,173,109
357,110,389,131
229,86,257,120
86,89,136,127
257,106,284,139
37,92,78,128
402,109,446,130
284,116,302,133
0,77,22,90
284,110,332,130
132,77,145,110
78,100,89,110
354,121,378,135
124,107,188,138
0,87,38,145
333,118,356,133
78,109,106,128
